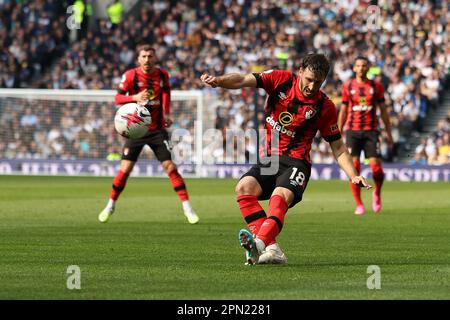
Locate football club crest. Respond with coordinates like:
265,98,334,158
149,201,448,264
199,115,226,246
304,106,317,119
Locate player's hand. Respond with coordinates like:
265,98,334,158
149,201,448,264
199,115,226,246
165,117,173,128
200,73,219,88
133,90,149,103
351,176,372,190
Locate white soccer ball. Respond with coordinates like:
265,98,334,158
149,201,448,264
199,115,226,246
114,103,152,139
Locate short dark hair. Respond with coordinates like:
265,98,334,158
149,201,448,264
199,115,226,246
136,44,156,57
354,56,369,65
300,53,330,79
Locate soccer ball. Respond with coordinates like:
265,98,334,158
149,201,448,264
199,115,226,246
114,103,152,139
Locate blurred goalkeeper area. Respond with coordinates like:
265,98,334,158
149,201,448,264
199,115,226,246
0,0,449,177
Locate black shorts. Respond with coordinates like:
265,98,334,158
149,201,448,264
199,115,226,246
346,130,380,158
240,155,311,208
121,130,172,162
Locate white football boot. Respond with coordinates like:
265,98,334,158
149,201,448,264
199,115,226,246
258,243,288,265
98,205,114,223
182,201,199,224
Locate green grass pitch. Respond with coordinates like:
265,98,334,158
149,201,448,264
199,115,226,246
0,175,449,299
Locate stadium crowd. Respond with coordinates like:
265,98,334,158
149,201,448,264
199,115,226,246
412,111,450,165
1,0,449,164
0,0,72,88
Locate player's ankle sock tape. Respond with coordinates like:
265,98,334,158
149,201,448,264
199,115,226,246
237,195,266,235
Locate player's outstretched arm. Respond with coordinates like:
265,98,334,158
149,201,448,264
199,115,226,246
337,104,348,133
200,73,257,89
329,138,372,189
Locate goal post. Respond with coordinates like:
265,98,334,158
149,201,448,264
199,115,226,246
0,89,213,177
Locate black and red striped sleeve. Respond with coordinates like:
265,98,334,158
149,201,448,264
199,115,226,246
341,80,350,105
115,70,134,105
252,70,292,95
161,68,171,116
318,98,341,142
375,81,385,103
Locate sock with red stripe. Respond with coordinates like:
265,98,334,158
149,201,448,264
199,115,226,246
109,170,130,201
350,159,363,206
370,162,385,196
256,195,288,246
237,195,267,236
168,169,189,202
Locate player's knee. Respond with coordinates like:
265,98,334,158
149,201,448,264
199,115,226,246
120,160,135,174
235,183,247,196
235,181,256,197
162,160,176,173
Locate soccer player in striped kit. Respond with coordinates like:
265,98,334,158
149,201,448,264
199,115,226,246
201,54,371,265
99,44,199,224
338,56,394,215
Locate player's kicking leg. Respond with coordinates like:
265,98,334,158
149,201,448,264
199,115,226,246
235,175,268,264
236,166,301,265
251,165,309,265
99,159,135,223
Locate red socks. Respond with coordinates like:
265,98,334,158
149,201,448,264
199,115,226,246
110,170,130,200
370,162,385,195
109,169,191,203
256,195,288,246
350,160,385,202
350,159,363,206
237,195,267,235
168,169,189,202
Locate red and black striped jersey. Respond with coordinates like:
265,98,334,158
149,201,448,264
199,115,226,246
341,78,385,131
254,70,341,164
115,66,170,131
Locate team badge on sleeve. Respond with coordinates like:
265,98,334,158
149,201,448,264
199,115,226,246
330,124,339,132
119,74,127,89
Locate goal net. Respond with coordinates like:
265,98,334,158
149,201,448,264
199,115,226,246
0,89,217,177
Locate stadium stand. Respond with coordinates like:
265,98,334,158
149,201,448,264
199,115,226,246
1,0,449,164
0,0,72,88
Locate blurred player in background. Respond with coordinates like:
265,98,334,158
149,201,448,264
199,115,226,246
338,56,394,215
201,53,371,265
99,44,199,224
